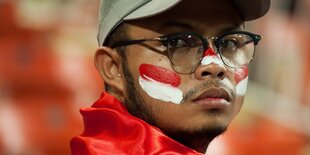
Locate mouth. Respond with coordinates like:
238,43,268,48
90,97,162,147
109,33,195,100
192,87,232,110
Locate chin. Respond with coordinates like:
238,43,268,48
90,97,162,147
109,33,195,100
182,114,230,140
197,120,228,137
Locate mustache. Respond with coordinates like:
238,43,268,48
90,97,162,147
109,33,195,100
181,80,236,103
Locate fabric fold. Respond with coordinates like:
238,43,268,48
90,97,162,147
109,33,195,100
71,92,202,155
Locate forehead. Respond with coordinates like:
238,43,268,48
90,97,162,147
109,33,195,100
126,0,243,36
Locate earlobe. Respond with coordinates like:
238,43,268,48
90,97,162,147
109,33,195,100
94,47,125,99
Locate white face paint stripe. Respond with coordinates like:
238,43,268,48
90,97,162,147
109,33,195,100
139,76,183,104
222,78,234,90
236,77,248,96
201,56,225,67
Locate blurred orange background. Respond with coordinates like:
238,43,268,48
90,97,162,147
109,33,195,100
0,0,309,155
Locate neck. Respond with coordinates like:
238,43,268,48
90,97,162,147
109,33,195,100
191,139,211,153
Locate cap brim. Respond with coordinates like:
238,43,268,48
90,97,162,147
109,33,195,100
233,0,270,21
124,0,270,21
124,0,182,20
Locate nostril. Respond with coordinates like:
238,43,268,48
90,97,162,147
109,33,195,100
217,72,224,78
196,64,226,79
201,71,211,76
201,71,225,78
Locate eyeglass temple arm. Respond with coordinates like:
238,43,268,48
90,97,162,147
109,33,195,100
110,37,162,48
239,35,262,46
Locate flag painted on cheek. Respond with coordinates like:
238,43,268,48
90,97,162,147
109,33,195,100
234,67,249,96
138,64,183,104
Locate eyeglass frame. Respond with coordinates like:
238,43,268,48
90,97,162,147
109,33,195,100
108,31,262,74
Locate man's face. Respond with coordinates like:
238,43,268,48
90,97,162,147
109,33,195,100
115,0,246,149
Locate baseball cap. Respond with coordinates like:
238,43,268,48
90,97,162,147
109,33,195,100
98,0,271,46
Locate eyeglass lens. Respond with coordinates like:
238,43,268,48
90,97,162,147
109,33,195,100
218,34,255,68
165,33,256,73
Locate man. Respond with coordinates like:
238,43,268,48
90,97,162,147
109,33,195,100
71,0,270,154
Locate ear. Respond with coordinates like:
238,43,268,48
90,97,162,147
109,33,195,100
95,46,125,100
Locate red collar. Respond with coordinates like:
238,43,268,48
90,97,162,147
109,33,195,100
71,92,203,155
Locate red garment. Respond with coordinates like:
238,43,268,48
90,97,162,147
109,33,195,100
70,92,203,155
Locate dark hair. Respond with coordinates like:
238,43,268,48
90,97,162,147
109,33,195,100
104,23,129,91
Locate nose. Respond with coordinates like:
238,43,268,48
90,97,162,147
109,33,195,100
194,48,226,80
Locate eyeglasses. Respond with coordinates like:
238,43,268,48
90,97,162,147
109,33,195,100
110,31,262,74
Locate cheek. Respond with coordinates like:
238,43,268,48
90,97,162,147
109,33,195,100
234,67,248,83
234,67,249,96
138,64,183,104
232,96,245,116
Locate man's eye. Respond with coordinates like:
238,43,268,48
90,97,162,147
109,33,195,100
219,39,239,48
168,38,189,47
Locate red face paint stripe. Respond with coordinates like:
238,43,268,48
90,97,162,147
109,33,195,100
203,48,216,57
234,67,249,83
139,64,181,87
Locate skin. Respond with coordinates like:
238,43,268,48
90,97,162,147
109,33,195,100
95,0,246,153
139,63,183,104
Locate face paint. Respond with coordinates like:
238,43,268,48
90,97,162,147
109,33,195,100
139,64,183,104
201,48,225,67
234,67,249,96
236,77,248,96
222,78,234,90
139,64,181,87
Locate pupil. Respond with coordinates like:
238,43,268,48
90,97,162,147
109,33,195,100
169,39,179,46
220,40,229,47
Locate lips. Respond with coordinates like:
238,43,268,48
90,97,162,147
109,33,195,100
192,88,232,110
